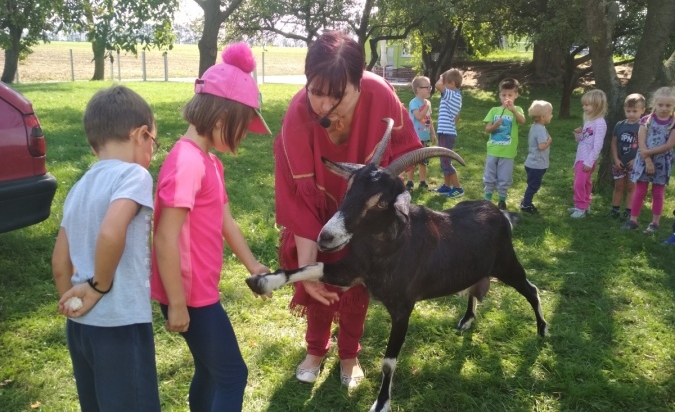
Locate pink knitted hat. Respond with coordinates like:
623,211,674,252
194,43,271,135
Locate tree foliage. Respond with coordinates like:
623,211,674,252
0,0,68,83
63,0,178,80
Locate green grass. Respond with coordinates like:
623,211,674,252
1,80,674,412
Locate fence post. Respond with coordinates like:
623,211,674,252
110,57,114,81
164,52,168,81
142,51,147,81
15,68,19,83
117,50,121,81
70,49,75,81
261,51,265,84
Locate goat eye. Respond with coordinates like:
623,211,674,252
377,200,388,209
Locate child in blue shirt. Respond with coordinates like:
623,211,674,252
406,76,437,190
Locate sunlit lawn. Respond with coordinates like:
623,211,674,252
1,80,674,412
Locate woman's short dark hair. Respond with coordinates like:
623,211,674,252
305,31,365,99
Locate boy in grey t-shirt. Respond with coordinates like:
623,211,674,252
520,100,553,213
51,85,161,412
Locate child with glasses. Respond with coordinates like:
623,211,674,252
52,85,161,412
405,76,438,191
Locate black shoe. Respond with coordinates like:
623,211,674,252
419,181,428,189
609,209,620,219
405,181,414,191
498,200,507,210
520,204,538,214
622,209,631,219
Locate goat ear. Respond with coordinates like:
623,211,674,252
394,191,411,222
322,157,363,179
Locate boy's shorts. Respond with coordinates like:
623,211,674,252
612,165,632,180
438,133,457,176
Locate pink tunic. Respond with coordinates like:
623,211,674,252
151,138,228,308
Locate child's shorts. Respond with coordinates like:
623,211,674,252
612,165,632,180
438,133,457,176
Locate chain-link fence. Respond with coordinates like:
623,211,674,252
0,43,307,84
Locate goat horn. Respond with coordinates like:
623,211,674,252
370,118,394,167
321,157,364,179
386,147,466,177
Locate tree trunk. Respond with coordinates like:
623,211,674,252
531,42,564,85
198,1,224,76
582,0,675,188
1,27,21,84
626,0,675,95
582,0,623,188
558,53,578,119
91,39,106,81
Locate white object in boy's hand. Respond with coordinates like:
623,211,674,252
65,297,83,311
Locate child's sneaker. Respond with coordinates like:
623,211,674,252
520,204,538,214
570,208,586,218
419,181,428,189
643,223,659,234
498,200,507,210
608,209,620,219
435,184,452,194
622,209,631,219
447,187,464,199
405,181,414,192
663,233,675,245
620,220,638,230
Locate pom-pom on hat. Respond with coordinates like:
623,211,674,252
194,42,271,135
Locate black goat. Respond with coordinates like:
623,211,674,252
247,119,547,412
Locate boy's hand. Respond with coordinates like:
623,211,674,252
503,99,515,111
493,118,503,127
58,282,104,318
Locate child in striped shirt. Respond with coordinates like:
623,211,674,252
434,68,464,198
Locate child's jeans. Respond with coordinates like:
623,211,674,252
631,181,665,218
161,302,248,412
66,320,161,412
573,160,596,210
522,166,547,206
483,155,514,197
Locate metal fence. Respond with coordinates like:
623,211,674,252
0,44,307,84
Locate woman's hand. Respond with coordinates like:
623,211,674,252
302,280,339,305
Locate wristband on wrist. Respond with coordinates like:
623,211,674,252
87,278,113,294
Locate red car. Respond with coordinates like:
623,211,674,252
0,82,57,233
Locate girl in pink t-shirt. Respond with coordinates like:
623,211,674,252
570,89,607,218
151,43,271,411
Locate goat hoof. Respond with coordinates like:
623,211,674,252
369,400,391,412
538,323,549,337
457,317,475,331
244,275,268,295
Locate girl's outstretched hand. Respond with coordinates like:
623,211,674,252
250,262,273,300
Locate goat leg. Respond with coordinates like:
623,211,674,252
370,308,413,412
245,263,324,295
